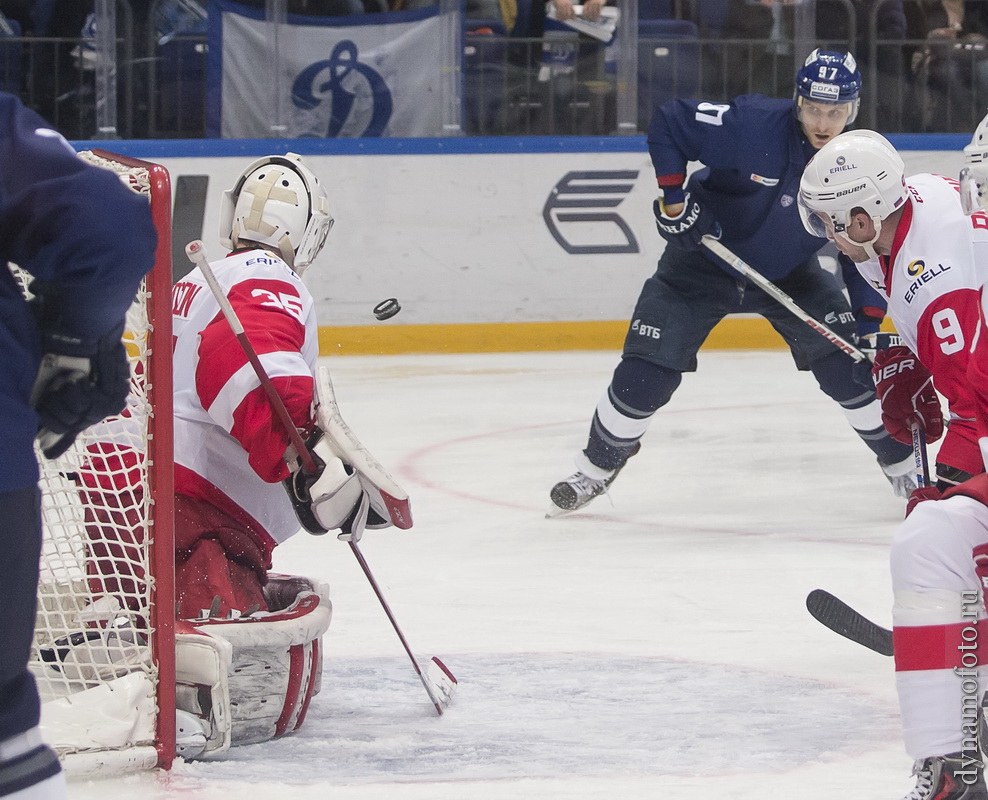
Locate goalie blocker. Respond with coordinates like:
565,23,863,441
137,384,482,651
283,365,412,542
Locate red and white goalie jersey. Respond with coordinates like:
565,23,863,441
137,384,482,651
172,248,319,566
856,173,988,476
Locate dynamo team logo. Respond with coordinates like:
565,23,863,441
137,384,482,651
292,41,392,137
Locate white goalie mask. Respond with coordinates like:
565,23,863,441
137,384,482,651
219,152,334,275
798,130,907,258
960,112,988,215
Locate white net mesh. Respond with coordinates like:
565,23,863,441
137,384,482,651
18,150,169,761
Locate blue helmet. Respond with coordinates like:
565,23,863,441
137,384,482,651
795,49,862,122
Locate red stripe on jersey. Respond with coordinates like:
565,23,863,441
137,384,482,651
656,173,686,188
230,376,314,483
916,289,980,430
893,619,987,672
195,278,307,412
883,198,914,293
968,298,988,450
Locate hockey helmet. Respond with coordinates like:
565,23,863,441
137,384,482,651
219,153,334,275
961,111,988,214
798,130,906,255
795,49,862,123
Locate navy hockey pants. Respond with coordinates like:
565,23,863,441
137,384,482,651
584,247,911,470
0,486,43,743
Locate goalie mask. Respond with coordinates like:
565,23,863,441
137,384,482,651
795,49,862,124
961,112,988,215
798,130,907,258
219,153,334,275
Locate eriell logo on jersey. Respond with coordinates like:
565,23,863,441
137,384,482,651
903,260,952,305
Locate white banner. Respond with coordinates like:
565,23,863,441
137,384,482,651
212,2,446,139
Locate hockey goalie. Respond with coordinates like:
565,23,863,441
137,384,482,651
71,152,410,758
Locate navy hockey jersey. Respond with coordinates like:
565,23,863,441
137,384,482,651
649,94,867,285
0,92,156,491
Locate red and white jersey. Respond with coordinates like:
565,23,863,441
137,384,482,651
172,249,319,554
971,287,988,470
857,173,988,473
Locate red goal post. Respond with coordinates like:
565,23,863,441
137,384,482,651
22,149,176,774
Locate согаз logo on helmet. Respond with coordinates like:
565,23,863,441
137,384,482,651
292,41,393,138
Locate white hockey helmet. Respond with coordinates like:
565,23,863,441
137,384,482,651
798,130,907,255
219,152,334,274
960,111,988,215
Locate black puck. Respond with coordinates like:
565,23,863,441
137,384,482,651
373,298,401,321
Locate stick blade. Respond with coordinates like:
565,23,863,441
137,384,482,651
806,589,894,657
426,657,458,714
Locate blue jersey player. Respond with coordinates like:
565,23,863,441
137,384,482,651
0,93,155,798
549,49,916,515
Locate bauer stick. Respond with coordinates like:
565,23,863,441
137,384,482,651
700,236,868,362
184,240,456,715
702,235,933,487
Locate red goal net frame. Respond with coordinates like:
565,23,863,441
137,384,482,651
24,149,176,774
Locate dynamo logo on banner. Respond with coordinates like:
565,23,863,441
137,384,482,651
213,2,444,138
293,41,393,138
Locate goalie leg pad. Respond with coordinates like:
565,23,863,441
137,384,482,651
175,575,332,756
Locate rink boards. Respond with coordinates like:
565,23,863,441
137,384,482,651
80,135,970,354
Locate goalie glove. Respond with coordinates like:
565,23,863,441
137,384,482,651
283,430,390,542
872,345,945,445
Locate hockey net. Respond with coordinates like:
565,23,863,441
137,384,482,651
16,150,175,774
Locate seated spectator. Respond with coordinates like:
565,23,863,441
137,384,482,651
911,0,988,132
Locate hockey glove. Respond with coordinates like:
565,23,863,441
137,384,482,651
283,430,388,542
653,194,722,252
872,346,945,445
31,321,131,460
851,332,902,390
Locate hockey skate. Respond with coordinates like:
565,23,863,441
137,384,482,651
901,753,987,800
882,455,920,499
547,444,639,516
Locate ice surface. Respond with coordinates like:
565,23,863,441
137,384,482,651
67,350,922,799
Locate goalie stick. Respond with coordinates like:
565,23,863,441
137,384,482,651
184,240,457,715
805,589,893,656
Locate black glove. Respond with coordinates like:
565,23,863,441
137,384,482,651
31,321,130,459
653,193,722,251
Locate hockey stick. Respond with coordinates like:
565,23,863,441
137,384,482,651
805,589,893,656
700,236,868,362
912,424,931,489
184,240,457,715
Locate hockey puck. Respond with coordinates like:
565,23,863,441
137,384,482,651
373,298,401,321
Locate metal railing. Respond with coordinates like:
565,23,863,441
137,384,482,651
5,0,988,139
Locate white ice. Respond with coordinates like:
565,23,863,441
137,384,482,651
67,349,925,799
